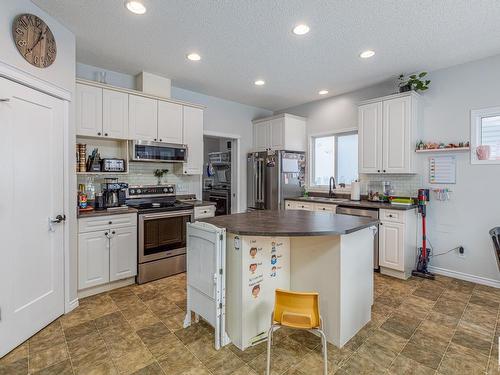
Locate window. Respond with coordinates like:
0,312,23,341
311,131,358,187
471,107,500,164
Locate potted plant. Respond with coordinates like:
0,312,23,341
398,72,431,92
154,169,169,185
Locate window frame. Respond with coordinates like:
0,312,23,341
471,106,500,165
308,128,358,190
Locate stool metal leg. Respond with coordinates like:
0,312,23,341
266,312,275,375
318,318,328,375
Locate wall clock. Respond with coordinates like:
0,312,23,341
12,14,57,68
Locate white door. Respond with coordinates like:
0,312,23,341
253,122,269,151
129,95,158,141
76,83,103,137
358,102,383,173
109,226,138,282
0,78,65,357
379,221,405,271
158,101,183,144
78,230,110,289
269,118,284,150
103,89,128,139
382,96,411,173
183,106,204,175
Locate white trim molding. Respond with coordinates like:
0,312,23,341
66,299,79,313
429,265,500,289
0,60,71,101
470,106,500,165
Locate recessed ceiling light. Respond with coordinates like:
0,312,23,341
254,80,266,86
318,90,329,95
359,50,375,59
125,0,146,14
186,53,201,61
292,24,310,35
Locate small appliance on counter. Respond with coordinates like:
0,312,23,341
101,158,126,172
367,180,393,202
101,178,128,210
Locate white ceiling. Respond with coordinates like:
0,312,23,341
34,0,500,110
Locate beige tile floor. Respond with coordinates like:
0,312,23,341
1,272,500,374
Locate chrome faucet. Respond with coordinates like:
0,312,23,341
329,176,336,197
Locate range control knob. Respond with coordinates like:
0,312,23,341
137,189,142,194
163,188,169,193
169,187,174,193
130,189,135,194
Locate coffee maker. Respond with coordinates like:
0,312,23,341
100,179,128,210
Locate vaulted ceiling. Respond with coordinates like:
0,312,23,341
34,0,500,110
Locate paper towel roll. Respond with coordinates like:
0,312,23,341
350,181,361,201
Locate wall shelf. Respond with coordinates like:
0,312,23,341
415,147,470,154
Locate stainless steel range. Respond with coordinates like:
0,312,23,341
126,184,193,284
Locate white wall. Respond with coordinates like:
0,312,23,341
282,55,500,285
76,63,273,211
0,0,78,305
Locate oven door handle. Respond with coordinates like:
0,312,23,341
140,210,194,220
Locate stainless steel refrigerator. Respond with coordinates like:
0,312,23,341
247,150,305,210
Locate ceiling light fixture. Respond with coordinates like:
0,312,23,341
125,0,147,14
254,80,266,86
292,24,310,35
359,50,375,59
187,53,201,61
318,90,329,95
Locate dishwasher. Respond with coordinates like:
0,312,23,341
336,206,380,270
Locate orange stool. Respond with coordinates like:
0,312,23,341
266,289,328,375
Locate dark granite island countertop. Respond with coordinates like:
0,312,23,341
200,209,378,237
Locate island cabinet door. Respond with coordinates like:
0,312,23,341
379,221,405,271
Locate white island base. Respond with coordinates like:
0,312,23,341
224,228,374,350
185,219,376,351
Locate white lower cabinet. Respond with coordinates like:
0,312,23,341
78,214,137,291
78,230,110,289
109,226,138,282
378,209,417,280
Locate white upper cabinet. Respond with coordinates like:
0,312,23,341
383,96,412,173
358,92,419,174
128,94,158,141
103,89,128,139
158,101,183,144
358,102,383,173
183,106,204,175
76,83,103,137
252,114,306,152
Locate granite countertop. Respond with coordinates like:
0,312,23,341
286,196,417,211
200,210,378,237
78,206,138,218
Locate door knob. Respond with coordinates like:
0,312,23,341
48,214,66,231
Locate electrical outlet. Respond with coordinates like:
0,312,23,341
457,246,466,258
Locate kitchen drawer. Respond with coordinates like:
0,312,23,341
194,205,216,219
79,213,137,233
293,202,314,211
314,203,337,212
379,209,405,224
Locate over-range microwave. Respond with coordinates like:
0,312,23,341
129,140,187,163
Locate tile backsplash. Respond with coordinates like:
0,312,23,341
77,162,200,195
359,174,423,197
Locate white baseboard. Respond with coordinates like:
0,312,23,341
77,277,136,299
65,298,79,314
428,266,500,288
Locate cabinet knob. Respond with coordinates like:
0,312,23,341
389,214,393,218
108,221,112,224
104,133,108,136
104,232,108,236
383,170,386,173
377,170,380,173
380,223,383,226
159,139,162,142
154,138,157,141
97,132,101,136
112,231,116,234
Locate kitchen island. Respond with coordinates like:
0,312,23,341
185,210,378,350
